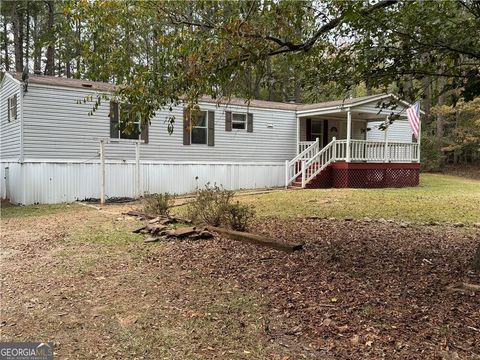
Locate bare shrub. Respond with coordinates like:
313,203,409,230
187,184,255,230
226,202,256,231
143,193,174,216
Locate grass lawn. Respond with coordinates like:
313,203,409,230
236,173,480,224
1,172,479,359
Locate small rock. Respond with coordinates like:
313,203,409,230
351,334,360,345
322,318,335,327
173,226,197,238
378,218,388,224
399,222,409,228
429,221,440,226
363,217,372,223
387,219,395,223
453,222,464,228
132,226,147,234
198,230,213,239
328,217,336,221
344,216,354,221
148,217,161,224
144,236,159,243
473,223,480,228
337,325,349,333
306,215,321,220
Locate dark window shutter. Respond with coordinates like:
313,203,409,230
110,101,120,138
208,111,215,146
141,120,149,144
247,113,253,132
183,107,191,145
7,97,10,122
225,111,232,131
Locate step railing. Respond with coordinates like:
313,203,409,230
299,141,316,154
285,138,320,187
303,138,336,186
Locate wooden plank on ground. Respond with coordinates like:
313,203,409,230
209,226,303,253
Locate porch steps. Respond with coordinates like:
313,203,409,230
288,163,326,189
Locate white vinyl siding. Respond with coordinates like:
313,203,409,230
21,84,297,162
0,75,22,159
367,120,413,142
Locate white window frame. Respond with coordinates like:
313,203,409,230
8,95,17,122
232,112,247,130
190,110,208,145
118,104,141,141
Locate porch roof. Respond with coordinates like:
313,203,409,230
296,93,422,119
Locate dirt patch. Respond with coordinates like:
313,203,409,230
1,207,479,359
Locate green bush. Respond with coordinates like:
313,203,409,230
143,193,174,216
226,202,256,231
187,184,234,226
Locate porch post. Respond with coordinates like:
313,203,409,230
384,116,389,163
346,109,352,162
417,114,422,162
296,116,300,155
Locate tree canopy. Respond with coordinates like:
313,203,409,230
2,0,480,165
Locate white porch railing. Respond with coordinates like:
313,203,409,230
335,139,419,163
299,141,316,154
286,138,419,188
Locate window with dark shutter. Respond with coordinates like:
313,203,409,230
225,111,232,131
183,108,191,145
247,113,253,132
140,120,149,144
110,101,120,138
109,102,146,142
207,111,215,146
191,111,207,144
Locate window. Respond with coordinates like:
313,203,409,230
119,105,141,140
7,95,17,122
109,101,148,142
232,113,246,130
191,111,207,144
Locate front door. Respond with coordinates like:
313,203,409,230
306,119,325,147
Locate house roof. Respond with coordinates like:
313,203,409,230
9,72,412,113
14,73,116,92
296,94,392,111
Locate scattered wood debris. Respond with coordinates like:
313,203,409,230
126,212,212,242
208,226,303,252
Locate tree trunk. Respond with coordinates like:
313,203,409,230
33,10,41,74
473,242,480,272
45,0,55,76
75,15,81,78
267,58,273,101
421,76,431,124
25,2,30,70
12,2,24,73
436,69,446,151
3,15,9,71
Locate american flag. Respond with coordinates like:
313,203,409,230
407,101,421,139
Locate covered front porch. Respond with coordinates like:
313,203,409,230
286,94,422,189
